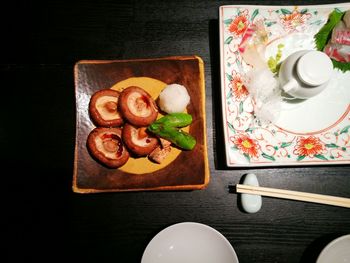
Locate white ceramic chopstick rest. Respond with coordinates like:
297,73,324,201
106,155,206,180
240,173,262,213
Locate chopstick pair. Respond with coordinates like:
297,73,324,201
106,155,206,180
236,184,350,208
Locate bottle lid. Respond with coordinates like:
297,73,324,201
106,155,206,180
296,51,333,86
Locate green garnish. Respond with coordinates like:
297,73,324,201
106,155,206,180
268,44,284,73
148,124,196,150
332,59,350,72
151,113,192,128
314,9,350,72
148,113,196,150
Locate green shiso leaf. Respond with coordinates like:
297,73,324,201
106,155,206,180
332,59,350,72
314,9,350,72
314,9,343,50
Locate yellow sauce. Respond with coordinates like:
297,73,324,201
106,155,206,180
111,77,188,174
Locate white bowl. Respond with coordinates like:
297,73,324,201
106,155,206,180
316,234,350,263
141,222,239,263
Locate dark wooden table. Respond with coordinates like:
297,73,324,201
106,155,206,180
3,0,350,262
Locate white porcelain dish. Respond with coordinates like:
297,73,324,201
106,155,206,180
219,4,350,167
316,234,350,263
141,222,239,263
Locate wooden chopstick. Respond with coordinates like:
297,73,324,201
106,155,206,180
236,184,350,208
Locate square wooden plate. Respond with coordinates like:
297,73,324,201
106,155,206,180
73,56,209,193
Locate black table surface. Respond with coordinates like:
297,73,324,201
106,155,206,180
3,0,350,262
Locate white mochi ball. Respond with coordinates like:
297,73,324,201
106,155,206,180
158,84,190,113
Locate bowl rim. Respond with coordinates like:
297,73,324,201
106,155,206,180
316,234,350,263
141,222,239,263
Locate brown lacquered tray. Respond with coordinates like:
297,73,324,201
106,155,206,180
73,56,209,193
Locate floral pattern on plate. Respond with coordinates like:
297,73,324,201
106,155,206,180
220,4,350,166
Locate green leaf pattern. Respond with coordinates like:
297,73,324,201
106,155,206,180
224,36,233,44
281,8,292,15
262,153,276,161
251,9,259,21
340,125,350,134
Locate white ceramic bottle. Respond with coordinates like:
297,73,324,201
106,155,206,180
279,50,333,99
